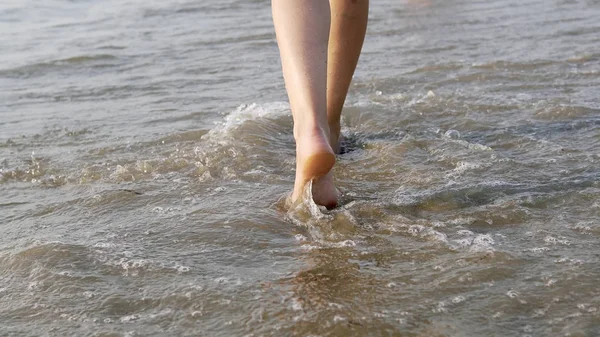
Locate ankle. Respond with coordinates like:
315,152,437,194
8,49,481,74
293,120,330,142
328,119,340,134
327,120,341,145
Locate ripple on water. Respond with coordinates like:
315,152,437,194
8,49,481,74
2,0,600,335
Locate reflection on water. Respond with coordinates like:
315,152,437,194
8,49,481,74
1,0,600,336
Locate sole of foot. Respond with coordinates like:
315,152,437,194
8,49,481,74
292,130,338,209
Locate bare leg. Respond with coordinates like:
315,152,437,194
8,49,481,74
327,0,369,153
272,0,338,208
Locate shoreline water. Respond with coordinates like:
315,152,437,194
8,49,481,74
2,0,600,336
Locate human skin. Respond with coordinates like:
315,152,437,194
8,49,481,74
327,0,369,153
271,0,369,208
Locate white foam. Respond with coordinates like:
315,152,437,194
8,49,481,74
93,242,115,249
568,222,593,233
333,240,356,247
300,244,318,251
543,235,570,245
454,161,482,173
506,290,520,298
333,315,347,323
528,247,550,253
447,217,476,226
294,234,307,242
452,296,466,304
433,301,448,313
451,232,495,252
203,102,290,140
406,224,448,243
175,264,190,273
407,90,437,106
120,314,139,323
443,129,461,139
291,297,303,311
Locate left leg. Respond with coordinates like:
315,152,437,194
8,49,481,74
271,0,338,208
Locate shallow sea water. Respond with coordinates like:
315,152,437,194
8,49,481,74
1,0,600,336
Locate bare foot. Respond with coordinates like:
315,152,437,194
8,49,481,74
311,171,338,209
292,127,338,208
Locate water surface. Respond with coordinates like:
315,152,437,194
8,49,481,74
1,0,600,336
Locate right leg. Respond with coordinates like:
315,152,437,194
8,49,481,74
327,0,369,153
